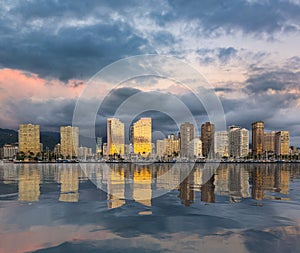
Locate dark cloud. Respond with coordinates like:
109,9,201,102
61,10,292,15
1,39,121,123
245,70,300,93
166,0,300,35
218,47,237,63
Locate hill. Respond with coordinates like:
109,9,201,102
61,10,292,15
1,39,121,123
0,128,59,151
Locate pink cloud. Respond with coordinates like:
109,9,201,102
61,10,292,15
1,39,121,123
0,68,86,102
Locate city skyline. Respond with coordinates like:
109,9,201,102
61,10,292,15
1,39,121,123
1,119,295,161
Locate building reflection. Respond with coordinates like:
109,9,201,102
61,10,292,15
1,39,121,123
0,163,298,206
133,166,152,207
179,172,194,206
58,166,79,202
18,165,40,202
201,175,215,203
107,166,125,209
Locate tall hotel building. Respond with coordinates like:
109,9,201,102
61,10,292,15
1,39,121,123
252,121,264,156
275,131,290,156
201,122,215,158
264,131,276,153
133,118,152,156
60,126,79,158
214,131,229,158
19,124,41,155
107,118,125,155
180,122,195,158
228,126,249,158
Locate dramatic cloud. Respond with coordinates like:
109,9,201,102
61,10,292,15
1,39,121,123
0,0,299,146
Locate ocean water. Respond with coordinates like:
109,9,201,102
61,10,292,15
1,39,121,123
0,163,300,253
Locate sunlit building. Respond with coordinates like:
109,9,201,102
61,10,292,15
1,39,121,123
166,134,180,157
201,122,215,158
214,131,228,158
228,126,249,158
252,121,264,156
107,118,125,155
18,123,40,155
133,117,152,157
60,126,79,158
180,122,195,158
275,131,290,156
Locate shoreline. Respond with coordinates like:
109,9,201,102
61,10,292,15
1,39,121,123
2,160,300,164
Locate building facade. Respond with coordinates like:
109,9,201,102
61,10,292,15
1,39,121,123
3,144,19,158
180,122,195,158
19,123,41,155
201,122,215,158
60,126,79,158
107,118,125,155
133,117,152,157
264,131,276,153
275,131,290,156
228,126,249,158
252,121,264,156
214,131,229,158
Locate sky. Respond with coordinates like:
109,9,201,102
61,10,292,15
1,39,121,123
0,0,299,145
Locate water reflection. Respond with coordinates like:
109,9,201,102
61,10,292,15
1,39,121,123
0,163,299,207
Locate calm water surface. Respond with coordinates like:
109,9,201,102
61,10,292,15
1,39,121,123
0,163,300,253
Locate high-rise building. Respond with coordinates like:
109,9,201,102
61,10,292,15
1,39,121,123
60,126,79,158
166,134,180,157
264,131,276,153
18,123,41,155
180,122,195,158
228,126,249,158
96,137,103,156
192,137,202,158
275,131,290,156
133,117,152,156
252,121,264,156
107,118,125,155
214,131,229,158
156,139,167,158
201,122,215,158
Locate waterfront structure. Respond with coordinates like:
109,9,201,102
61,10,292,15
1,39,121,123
214,131,229,158
156,139,167,158
252,121,264,156
53,143,61,158
103,143,108,157
264,131,276,153
180,122,195,158
78,146,93,160
107,118,125,155
275,131,290,156
192,137,202,158
96,137,103,156
60,126,79,158
133,117,152,157
166,134,180,157
228,126,249,158
3,144,18,158
18,123,41,155
201,122,215,158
